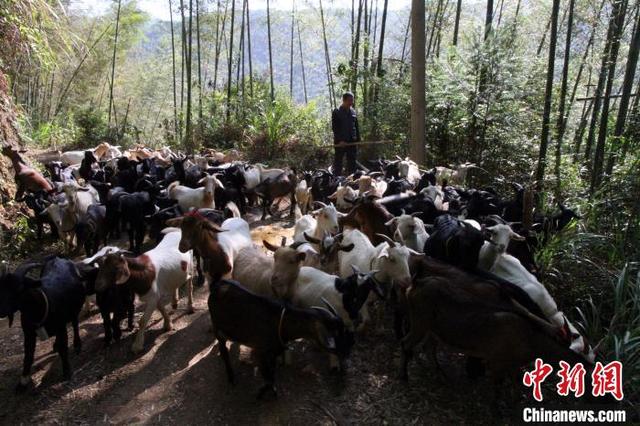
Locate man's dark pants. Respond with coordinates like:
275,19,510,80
334,143,357,176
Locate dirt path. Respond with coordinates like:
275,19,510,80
0,210,523,425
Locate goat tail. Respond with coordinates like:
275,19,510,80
224,201,241,218
167,181,179,197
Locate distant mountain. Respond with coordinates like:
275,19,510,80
133,7,412,106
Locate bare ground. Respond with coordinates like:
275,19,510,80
0,205,609,425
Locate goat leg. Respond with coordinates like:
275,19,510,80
55,326,72,381
256,353,277,400
217,336,235,385
72,317,82,354
131,304,154,353
16,330,36,392
157,303,172,332
101,306,113,346
126,297,135,331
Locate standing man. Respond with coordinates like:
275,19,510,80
331,92,360,176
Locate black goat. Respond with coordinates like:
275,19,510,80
79,150,98,181
383,177,413,197
424,214,488,270
119,191,155,253
77,255,135,347
22,191,56,239
208,279,349,399
75,204,107,256
254,171,297,220
0,257,85,390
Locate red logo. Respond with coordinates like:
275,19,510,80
556,361,586,397
523,358,554,402
592,361,624,401
523,359,623,402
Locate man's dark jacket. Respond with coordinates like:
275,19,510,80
332,106,361,144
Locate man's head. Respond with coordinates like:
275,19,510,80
342,92,354,108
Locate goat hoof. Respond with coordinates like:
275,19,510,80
131,342,144,354
256,385,277,400
171,302,178,310
186,306,195,315
15,378,33,393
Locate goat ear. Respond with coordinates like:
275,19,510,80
350,264,361,275
510,231,526,241
328,192,338,200
303,232,321,244
114,262,130,285
263,240,280,252
384,217,397,227
202,221,225,233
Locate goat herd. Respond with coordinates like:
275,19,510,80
0,142,594,406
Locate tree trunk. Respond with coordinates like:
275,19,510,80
606,6,640,175
289,0,295,98
591,0,628,191
296,13,308,104
170,0,178,142
554,0,575,196
534,0,560,194
452,0,462,46
246,0,253,97
107,0,122,126
196,0,202,123
373,0,388,103
226,0,235,120
410,0,426,165
584,0,625,166
564,0,605,140
186,0,194,152
266,0,275,102
180,0,187,118
236,0,245,95
212,0,224,93
484,0,494,40
352,0,364,97
319,0,336,108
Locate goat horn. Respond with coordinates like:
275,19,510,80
303,232,321,244
320,297,340,319
289,241,307,249
487,214,507,224
314,201,328,209
375,233,396,247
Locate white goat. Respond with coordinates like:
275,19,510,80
420,184,447,210
328,184,359,211
386,212,429,252
95,228,194,353
398,158,421,185
295,179,312,215
479,224,595,362
167,174,224,210
293,202,343,247
338,229,422,327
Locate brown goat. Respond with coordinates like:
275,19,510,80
170,214,232,283
400,259,595,402
2,146,53,199
339,196,394,245
254,170,297,220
